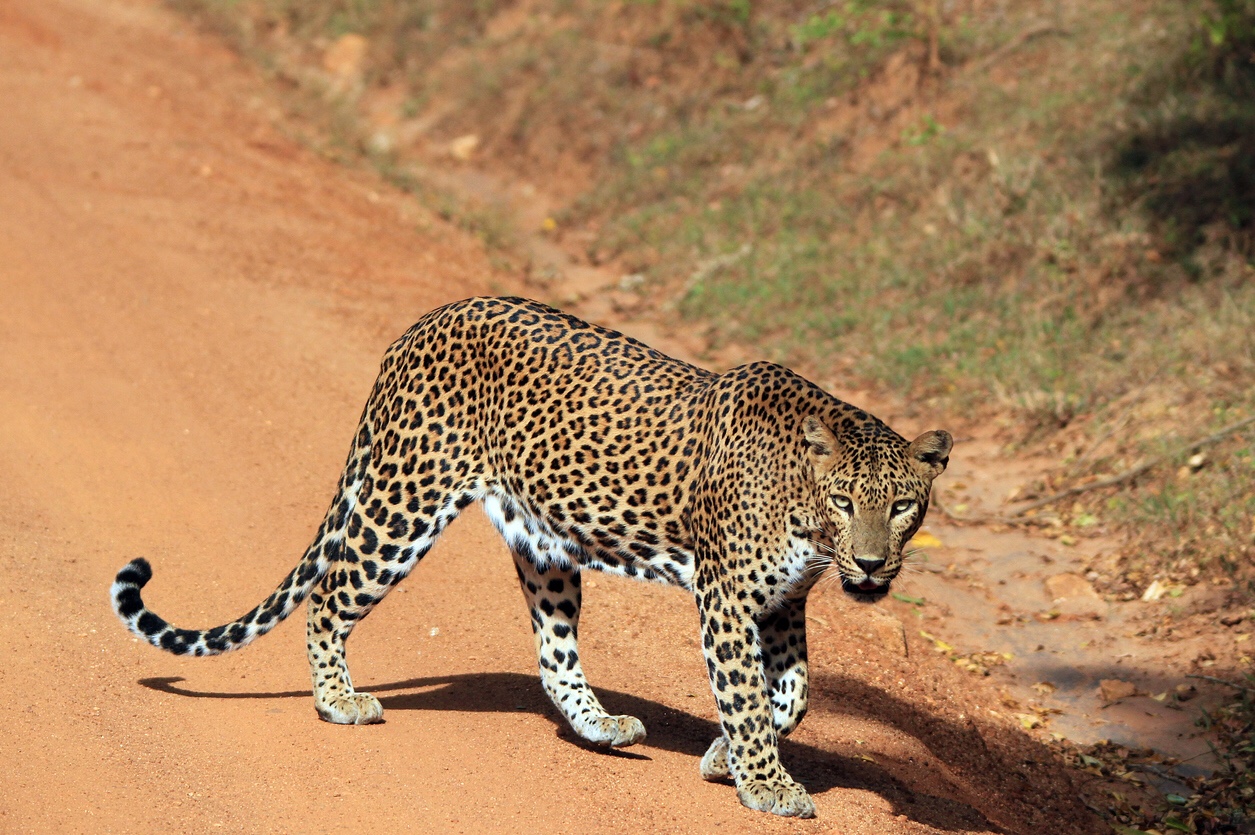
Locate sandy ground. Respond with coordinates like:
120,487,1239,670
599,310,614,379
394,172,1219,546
0,0,1123,832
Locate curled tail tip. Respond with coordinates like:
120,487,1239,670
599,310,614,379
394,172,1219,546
115,557,153,588
110,558,198,653
111,557,157,630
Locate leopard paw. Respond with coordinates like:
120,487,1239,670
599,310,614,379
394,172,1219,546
699,736,730,781
582,713,646,747
736,777,816,818
606,714,647,747
315,693,384,725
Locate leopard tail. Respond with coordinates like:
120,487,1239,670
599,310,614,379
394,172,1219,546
110,415,372,657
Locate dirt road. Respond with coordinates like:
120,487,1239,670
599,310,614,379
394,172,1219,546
0,1,1103,832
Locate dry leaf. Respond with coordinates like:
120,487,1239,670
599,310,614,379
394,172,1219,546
449,134,480,161
910,531,943,549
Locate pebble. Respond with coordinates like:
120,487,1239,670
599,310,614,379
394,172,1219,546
1044,572,1105,617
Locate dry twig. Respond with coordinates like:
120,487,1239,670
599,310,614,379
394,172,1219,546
1007,414,1255,517
666,243,751,310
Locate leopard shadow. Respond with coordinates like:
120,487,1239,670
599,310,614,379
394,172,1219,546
139,672,1004,832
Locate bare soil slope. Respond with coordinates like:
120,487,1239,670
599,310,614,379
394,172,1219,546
0,1,1100,832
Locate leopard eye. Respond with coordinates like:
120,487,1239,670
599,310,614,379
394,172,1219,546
891,499,916,516
831,495,853,513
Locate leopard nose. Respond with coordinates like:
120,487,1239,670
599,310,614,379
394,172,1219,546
855,557,885,576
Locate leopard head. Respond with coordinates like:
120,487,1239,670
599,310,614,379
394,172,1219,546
803,415,951,601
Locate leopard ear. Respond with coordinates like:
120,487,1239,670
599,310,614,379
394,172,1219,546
803,416,839,475
908,430,952,479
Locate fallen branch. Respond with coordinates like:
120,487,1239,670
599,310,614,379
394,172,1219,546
1007,414,1255,517
1186,674,1255,693
969,22,1070,73
1126,762,1195,791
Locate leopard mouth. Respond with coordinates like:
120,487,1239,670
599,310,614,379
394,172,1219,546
840,576,889,600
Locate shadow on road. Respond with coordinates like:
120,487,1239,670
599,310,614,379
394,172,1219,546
140,672,1008,832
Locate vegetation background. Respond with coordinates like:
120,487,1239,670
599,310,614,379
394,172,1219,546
164,0,1255,829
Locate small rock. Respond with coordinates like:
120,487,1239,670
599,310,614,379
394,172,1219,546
1045,572,1104,617
866,609,908,657
1099,678,1138,703
1046,573,1098,599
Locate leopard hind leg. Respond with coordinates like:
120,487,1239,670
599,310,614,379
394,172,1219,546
484,493,646,747
307,474,478,725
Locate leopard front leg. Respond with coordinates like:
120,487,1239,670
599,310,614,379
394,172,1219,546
697,581,815,818
701,597,809,782
512,551,646,747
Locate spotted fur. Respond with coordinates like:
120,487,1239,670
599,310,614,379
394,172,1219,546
110,296,951,818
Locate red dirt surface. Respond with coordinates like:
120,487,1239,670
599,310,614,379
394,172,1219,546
0,0,1103,831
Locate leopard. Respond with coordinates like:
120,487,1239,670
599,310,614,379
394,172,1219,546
110,296,950,818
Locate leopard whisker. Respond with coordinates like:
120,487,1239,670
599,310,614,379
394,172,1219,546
815,573,842,594
806,538,839,561
816,564,850,590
